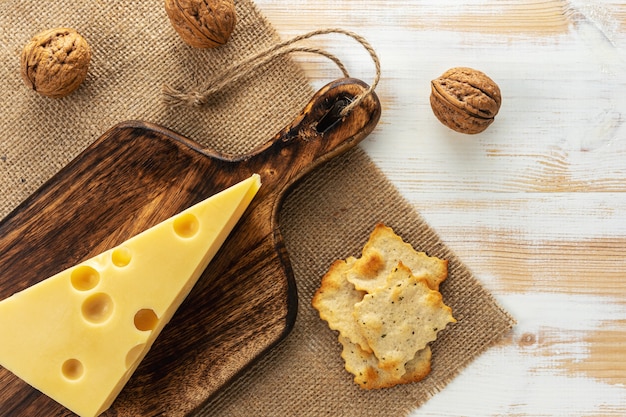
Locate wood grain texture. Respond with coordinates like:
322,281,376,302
0,78,380,416
255,0,626,415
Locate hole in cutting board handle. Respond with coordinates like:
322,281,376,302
315,96,350,134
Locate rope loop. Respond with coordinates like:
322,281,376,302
163,28,380,117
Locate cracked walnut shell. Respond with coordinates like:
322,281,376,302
165,0,236,48
430,67,501,134
20,28,91,98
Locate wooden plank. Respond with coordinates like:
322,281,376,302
256,0,626,415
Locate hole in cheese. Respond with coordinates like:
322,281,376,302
134,308,158,331
81,293,114,324
173,213,199,238
61,358,84,381
70,265,100,291
111,246,132,267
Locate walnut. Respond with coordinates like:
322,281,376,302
165,0,236,48
20,28,91,98
430,67,501,134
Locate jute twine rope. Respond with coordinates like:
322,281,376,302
163,28,381,117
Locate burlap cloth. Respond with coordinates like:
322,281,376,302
0,1,514,416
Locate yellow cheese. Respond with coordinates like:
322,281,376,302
0,174,261,417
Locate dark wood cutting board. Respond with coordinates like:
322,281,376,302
0,78,380,416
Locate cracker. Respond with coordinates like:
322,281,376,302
339,335,432,390
353,263,456,375
312,257,371,352
312,224,455,390
347,223,448,293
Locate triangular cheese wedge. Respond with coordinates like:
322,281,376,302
0,174,261,417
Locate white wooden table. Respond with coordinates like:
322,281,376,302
255,1,626,415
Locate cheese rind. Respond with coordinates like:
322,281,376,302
0,174,261,417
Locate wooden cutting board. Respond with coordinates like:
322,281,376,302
0,78,380,416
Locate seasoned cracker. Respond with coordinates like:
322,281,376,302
312,257,371,352
339,335,432,390
353,263,455,375
347,223,448,293
312,224,455,390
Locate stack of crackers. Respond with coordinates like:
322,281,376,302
312,224,456,389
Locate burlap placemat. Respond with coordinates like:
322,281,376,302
0,1,514,416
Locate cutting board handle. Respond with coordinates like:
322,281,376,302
229,77,381,191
